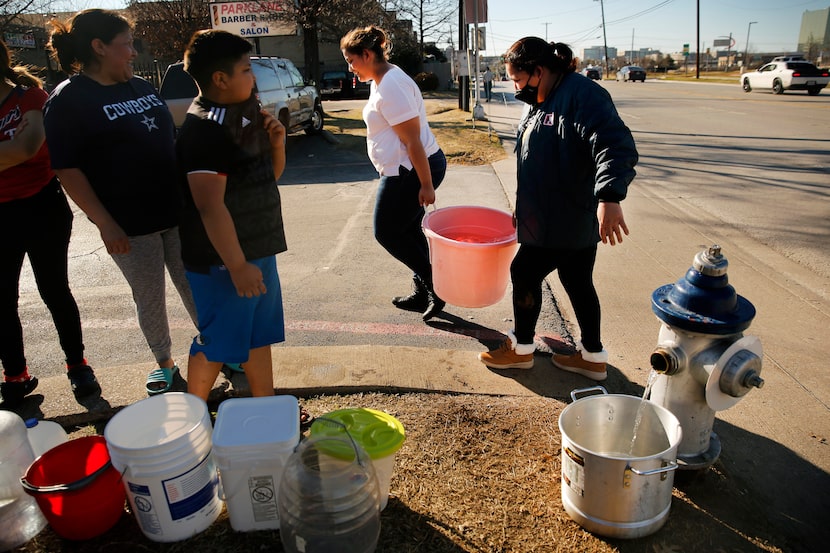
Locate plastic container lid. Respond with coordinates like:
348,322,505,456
212,395,300,457
310,408,405,460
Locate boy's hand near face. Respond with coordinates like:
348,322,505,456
262,110,285,147
261,110,286,180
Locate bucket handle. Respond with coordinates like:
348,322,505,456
422,203,436,264
625,460,678,482
20,460,113,494
570,386,608,402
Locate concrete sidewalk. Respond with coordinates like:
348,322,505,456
12,90,830,551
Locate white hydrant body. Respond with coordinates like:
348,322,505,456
649,246,764,470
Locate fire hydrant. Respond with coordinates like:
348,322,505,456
649,245,764,470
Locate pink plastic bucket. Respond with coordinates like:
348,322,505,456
422,206,518,308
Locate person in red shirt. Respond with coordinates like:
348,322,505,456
0,39,99,407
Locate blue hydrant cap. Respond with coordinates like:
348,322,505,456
652,245,756,335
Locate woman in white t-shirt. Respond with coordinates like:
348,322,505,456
341,26,447,321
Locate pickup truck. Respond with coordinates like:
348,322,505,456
741,57,829,96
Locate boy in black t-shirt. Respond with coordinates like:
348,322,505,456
175,30,287,401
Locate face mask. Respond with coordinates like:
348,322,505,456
514,70,540,105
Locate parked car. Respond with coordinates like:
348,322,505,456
616,66,646,82
158,61,198,128
159,56,324,134
740,59,829,95
581,67,601,80
319,70,370,99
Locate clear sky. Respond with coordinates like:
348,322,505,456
481,0,826,57
48,0,826,57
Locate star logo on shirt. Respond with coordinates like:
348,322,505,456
141,114,158,131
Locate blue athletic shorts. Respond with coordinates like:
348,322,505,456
186,256,284,363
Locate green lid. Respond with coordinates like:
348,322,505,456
310,408,405,460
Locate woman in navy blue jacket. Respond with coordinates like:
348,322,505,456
479,37,638,380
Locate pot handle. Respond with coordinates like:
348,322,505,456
570,386,608,402
627,460,678,477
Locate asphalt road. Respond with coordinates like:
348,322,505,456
604,78,830,280
16,78,830,381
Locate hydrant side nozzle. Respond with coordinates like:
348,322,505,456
719,349,763,398
650,347,680,375
744,372,765,389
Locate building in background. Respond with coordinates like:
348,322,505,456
582,45,618,65
797,7,829,64
622,48,661,66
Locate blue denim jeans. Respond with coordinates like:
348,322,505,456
373,150,447,286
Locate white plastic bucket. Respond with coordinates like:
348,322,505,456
212,395,300,532
309,408,405,511
104,393,222,542
422,206,518,308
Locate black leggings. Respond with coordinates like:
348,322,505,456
0,179,84,377
373,150,447,286
511,243,602,352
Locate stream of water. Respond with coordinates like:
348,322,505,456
628,370,660,456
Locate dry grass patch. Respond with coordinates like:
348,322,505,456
27,393,786,553
324,99,507,167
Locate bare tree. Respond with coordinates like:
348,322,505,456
317,0,394,41
126,0,209,64
1,0,50,35
386,0,455,60
274,0,396,85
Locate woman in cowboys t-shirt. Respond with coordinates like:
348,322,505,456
44,9,197,396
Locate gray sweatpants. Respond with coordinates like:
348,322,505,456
109,226,197,365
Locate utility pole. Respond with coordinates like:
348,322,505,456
472,0,485,120
724,32,732,71
696,0,700,79
631,28,635,65
596,0,609,79
543,22,550,42
458,0,468,111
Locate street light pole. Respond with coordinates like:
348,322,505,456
743,21,757,72
724,32,733,72
595,0,609,79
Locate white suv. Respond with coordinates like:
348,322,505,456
159,56,324,134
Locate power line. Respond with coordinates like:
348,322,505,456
604,0,679,27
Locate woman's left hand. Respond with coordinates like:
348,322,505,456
419,184,436,207
598,202,629,245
